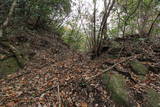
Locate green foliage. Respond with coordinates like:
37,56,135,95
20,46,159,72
62,27,86,51
112,0,160,37
0,0,71,31
108,28,119,38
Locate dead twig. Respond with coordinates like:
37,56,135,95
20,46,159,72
38,83,65,97
57,84,61,107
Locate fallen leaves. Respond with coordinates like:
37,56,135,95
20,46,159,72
80,102,88,107
6,101,16,107
0,36,160,107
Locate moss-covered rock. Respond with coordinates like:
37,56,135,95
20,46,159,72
0,57,20,76
0,42,28,77
108,41,122,55
103,72,135,107
110,41,122,49
1,41,26,68
12,48,26,68
145,88,160,107
130,60,148,75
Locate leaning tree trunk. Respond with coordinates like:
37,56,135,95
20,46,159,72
0,0,17,37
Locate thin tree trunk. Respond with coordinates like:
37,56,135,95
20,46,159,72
0,0,17,37
97,0,115,55
148,12,160,36
93,0,96,47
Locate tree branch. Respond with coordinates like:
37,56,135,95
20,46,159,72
85,54,142,81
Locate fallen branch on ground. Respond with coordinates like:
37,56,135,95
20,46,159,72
85,54,142,81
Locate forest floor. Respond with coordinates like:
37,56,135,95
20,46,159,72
0,32,160,107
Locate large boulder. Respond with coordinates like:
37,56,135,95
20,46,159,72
103,71,135,106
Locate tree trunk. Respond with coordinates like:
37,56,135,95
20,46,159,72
148,12,160,36
0,0,17,37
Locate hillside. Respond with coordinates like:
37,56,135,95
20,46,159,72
0,33,159,107
0,0,160,106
